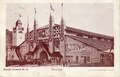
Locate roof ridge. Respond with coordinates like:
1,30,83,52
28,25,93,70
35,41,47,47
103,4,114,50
66,26,114,40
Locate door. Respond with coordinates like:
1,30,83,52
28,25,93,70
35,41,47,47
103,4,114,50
84,56,87,64
76,56,78,63
40,51,48,61
100,54,104,62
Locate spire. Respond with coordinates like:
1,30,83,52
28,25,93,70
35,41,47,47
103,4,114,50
60,3,66,63
34,8,37,27
26,16,29,40
49,3,54,41
60,3,65,37
15,13,22,29
61,3,65,25
27,16,29,31
34,8,37,41
61,3,63,18
49,3,54,54
34,8,37,20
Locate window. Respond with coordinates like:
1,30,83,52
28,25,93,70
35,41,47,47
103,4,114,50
53,26,60,37
19,31,23,33
100,54,104,57
14,31,16,33
76,56,79,63
81,56,83,58
54,38,60,49
11,55,14,58
39,29,46,37
87,56,90,61
88,36,93,39
83,36,88,38
93,37,97,39
22,28,24,30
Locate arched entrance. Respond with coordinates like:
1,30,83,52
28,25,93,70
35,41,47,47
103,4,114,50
40,51,48,61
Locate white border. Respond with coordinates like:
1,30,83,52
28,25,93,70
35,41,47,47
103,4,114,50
0,0,119,77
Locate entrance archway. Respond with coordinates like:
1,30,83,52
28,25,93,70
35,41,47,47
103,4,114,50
40,51,48,61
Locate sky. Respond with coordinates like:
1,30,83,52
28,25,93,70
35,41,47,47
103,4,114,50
6,3,114,36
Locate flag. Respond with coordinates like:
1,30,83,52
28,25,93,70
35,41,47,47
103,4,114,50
61,3,63,6
17,5,24,17
17,5,24,11
34,8,37,14
50,3,54,11
19,13,21,17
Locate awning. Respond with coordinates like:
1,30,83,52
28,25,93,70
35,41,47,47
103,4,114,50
11,46,18,49
51,52,63,58
25,51,33,55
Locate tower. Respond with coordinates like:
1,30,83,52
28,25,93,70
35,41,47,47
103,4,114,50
26,16,30,53
12,15,25,46
32,8,37,49
26,16,29,41
49,3,54,53
60,3,66,62
34,8,37,41
60,3,66,40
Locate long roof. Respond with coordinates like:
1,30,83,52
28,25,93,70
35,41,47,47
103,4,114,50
28,24,114,40
66,26,114,40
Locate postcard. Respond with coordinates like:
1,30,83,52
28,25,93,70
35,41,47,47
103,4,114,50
0,0,120,77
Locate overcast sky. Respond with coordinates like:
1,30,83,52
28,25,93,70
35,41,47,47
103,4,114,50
6,3,114,36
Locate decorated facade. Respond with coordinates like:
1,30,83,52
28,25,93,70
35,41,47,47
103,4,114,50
6,4,114,66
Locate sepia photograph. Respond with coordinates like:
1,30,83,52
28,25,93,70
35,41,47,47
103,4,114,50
6,3,114,67
1,0,120,77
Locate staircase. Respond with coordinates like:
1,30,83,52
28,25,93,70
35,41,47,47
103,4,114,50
15,46,23,60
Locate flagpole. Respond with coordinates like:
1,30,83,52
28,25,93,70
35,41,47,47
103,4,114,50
61,3,63,18
34,8,36,21
18,13,21,20
27,16,29,27
34,8,37,41
49,3,54,55
50,3,52,16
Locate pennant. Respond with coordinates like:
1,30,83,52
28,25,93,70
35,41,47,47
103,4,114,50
61,3,63,6
19,13,21,17
50,3,54,11
34,8,37,14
